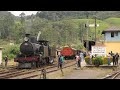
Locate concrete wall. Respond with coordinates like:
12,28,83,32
104,42,120,54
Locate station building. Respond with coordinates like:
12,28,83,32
102,26,120,54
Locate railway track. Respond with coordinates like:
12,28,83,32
0,66,17,74
0,60,75,79
0,65,57,79
22,61,76,79
0,62,57,75
102,70,120,79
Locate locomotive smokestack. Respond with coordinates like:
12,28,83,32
25,33,30,37
24,33,30,41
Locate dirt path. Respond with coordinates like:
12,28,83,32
63,67,113,79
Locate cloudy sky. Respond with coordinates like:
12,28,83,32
8,11,38,16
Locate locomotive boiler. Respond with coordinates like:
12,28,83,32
14,33,56,68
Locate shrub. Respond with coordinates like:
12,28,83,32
2,45,20,60
9,45,20,55
92,58,96,64
85,56,113,65
85,56,96,65
9,54,16,59
103,56,112,64
85,56,90,64
93,56,103,66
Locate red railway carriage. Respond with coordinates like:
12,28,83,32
60,47,74,56
60,46,76,59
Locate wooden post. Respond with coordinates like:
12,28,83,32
0,47,3,65
95,16,97,43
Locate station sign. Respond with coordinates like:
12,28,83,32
92,46,106,56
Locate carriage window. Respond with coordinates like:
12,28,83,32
111,32,114,37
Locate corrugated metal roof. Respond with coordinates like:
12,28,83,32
102,26,120,34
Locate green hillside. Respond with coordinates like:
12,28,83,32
54,18,110,31
54,19,110,40
104,18,120,26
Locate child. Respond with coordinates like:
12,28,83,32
40,67,46,79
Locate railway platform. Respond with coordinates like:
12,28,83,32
63,60,120,79
84,59,120,67
81,60,118,67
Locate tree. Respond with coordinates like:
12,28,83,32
19,12,25,24
0,12,15,39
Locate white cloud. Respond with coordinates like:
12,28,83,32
8,11,38,16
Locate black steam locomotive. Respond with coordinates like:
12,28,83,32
14,34,56,68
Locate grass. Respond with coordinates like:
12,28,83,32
2,59,17,66
104,17,120,26
52,18,110,41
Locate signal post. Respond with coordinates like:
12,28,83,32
0,47,3,65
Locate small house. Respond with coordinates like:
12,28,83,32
102,26,120,54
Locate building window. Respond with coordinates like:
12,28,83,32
115,32,118,36
111,32,114,37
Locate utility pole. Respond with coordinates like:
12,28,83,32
85,11,89,51
95,16,97,44
66,30,67,45
85,20,89,51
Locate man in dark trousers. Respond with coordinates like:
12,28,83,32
4,55,8,68
58,55,64,75
115,53,119,65
112,54,116,66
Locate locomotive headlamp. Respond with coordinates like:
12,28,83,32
24,37,29,42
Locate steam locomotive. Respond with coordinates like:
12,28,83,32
14,33,56,68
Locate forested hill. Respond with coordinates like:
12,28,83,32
36,11,120,20
0,11,14,17
1,11,120,22
1,11,120,49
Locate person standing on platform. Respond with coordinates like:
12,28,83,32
89,52,92,65
115,53,119,66
112,55,116,66
4,55,8,68
75,54,81,69
58,54,64,75
80,51,84,62
108,53,111,65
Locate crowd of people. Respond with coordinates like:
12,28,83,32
87,51,119,66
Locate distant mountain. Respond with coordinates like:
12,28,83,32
0,11,15,16
35,11,120,21
5,11,120,21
